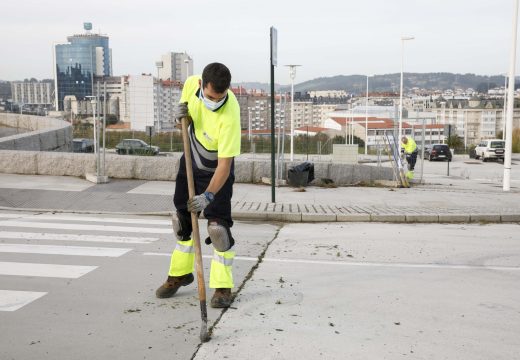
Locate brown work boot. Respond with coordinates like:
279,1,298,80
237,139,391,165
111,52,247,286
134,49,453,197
210,288,233,308
155,273,194,298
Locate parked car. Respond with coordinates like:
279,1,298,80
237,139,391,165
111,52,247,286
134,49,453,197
72,138,94,153
474,139,505,162
115,139,159,155
424,144,452,161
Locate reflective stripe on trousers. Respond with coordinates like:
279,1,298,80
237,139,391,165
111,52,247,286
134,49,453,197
168,240,235,289
209,247,235,289
168,239,195,277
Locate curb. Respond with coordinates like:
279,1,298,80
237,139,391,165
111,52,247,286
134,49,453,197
0,205,519,224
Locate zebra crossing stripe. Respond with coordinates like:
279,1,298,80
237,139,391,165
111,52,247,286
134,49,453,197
0,290,47,311
0,220,170,234
0,231,159,244
0,244,131,257
0,213,171,226
0,262,97,278
35,214,171,226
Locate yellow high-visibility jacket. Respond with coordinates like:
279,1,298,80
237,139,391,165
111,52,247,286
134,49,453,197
401,136,417,154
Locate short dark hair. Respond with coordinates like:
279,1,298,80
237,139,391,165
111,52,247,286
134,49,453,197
202,63,231,94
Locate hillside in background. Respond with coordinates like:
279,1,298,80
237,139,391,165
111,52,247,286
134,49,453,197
235,73,515,95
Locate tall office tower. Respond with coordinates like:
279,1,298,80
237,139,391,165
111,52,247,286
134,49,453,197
54,23,112,110
157,52,193,82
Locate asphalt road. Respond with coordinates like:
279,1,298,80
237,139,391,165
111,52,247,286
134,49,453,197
0,211,278,360
1,211,519,360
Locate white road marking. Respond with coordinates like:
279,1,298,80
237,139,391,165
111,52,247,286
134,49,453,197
0,290,47,311
0,244,131,257
0,214,24,219
262,257,520,271
0,231,159,244
0,213,171,226
143,252,257,262
34,214,171,226
0,262,97,278
143,252,520,271
0,220,170,234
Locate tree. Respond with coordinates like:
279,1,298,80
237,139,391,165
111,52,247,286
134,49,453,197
447,135,464,150
105,114,118,125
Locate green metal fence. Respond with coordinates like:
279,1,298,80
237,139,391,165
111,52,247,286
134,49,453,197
73,125,364,155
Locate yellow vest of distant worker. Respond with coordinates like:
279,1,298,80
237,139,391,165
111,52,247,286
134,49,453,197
402,136,417,154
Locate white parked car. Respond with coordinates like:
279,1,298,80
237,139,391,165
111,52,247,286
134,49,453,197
474,139,505,162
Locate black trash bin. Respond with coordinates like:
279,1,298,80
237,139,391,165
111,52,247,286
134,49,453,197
288,162,315,187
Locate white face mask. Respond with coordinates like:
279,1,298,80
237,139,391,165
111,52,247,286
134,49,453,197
199,81,227,111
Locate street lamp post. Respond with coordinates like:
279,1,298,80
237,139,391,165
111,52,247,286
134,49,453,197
502,74,508,140
399,36,414,151
504,0,519,192
86,97,98,177
184,59,190,82
155,61,163,132
440,101,446,144
285,64,301,161
365,74,372,155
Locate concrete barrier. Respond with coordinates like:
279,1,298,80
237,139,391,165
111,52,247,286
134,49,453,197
0,150,394,185
0,113,72,152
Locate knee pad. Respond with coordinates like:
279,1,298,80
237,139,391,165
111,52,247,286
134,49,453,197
172,211,192,241
206,219,235,252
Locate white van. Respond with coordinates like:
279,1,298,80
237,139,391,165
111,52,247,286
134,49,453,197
474,139,505,162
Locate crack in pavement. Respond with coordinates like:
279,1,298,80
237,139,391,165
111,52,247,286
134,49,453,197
189,222,284,360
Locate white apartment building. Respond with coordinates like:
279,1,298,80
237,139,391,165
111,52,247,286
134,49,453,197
93,76,128,120
427,97,520,145
127,75,155,131
11,81,53,107
158,52,193,83
313,104,340,127
155,79,182,131
248,98,269,131
126,75,183,132
293,101,314,129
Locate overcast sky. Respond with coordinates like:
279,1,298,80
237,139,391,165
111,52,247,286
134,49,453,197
0,0,517,85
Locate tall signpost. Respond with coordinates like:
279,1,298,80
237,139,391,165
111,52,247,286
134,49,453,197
270,26,277,203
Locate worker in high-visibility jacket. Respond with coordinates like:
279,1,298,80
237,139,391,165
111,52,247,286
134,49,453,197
401,136,418,179
155,63,241,308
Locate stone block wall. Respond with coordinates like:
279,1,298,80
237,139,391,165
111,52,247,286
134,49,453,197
332,144,358,164
0,113,72,152
0,151,394,185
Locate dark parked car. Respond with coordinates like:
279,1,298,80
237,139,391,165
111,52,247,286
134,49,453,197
72,138,94,153
115,139,159,155
424,144,452,161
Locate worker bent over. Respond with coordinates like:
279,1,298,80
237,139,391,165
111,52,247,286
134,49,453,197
401,135,418,180
156,63,241,308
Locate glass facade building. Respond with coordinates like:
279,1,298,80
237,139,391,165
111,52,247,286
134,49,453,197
54,32,111,110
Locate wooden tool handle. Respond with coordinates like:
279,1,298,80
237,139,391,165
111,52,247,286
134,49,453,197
181,117,207,303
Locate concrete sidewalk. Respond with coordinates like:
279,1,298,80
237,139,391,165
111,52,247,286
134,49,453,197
0,173,519,223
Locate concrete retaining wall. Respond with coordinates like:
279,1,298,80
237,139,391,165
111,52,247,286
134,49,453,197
0,113,72,152
0,150,393,185
332,144,358,164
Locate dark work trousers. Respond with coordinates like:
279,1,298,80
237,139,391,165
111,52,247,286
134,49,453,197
173,155,235,231
405,151,418,171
